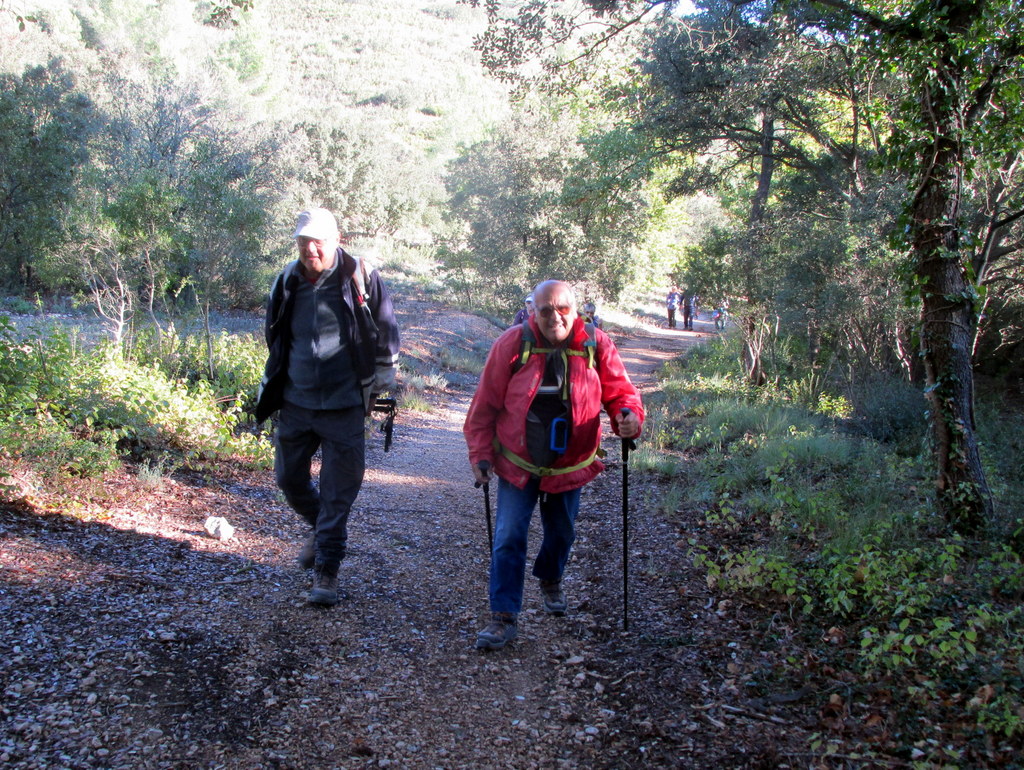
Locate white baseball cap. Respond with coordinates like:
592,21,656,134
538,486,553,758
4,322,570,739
293,208,338,240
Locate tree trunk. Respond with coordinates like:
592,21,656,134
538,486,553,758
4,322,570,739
750,112,775,224
910,126,992,531
143,248,163,348
740,112,775,385
740,313,768,387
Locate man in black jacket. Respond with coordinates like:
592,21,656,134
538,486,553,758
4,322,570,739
255,208,400,606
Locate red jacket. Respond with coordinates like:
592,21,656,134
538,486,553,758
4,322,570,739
463,316,644,493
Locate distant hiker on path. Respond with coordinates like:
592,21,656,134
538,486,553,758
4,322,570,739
255,207,400,607
683,293,697,330
666,288,681,329
580,300,602,330
464,279,644,650
714,299,729,330
511,293,535,327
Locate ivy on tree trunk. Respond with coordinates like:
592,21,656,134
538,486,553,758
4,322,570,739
911,133,991,529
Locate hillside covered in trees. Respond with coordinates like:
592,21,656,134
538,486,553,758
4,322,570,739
0,0,510,305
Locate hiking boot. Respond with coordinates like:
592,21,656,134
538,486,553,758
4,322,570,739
297,532,316,570
308,565,339,606
540,579,567,616
475,612,518,651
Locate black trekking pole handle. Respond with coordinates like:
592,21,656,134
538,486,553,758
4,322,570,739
620,408,637,631
474,461,494,553
372,397,397,452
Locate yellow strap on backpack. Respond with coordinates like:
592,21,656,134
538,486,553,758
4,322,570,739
492,438,605,477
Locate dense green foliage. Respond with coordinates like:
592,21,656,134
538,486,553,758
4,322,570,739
0,315,270,502
0,60,97,288
465,0,1024,530
646,331,1024,762
442,101,653,310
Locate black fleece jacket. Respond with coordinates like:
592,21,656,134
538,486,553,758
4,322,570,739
254,248,400,422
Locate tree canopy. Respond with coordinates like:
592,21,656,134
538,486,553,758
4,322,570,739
462,0,1024,530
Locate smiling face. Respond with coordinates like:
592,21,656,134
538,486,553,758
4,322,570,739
533,280,577,345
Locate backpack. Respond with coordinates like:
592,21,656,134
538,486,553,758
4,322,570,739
349,255,373,304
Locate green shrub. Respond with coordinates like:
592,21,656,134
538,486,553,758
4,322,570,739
0,412,120,482
403,370,450,392
783,372,853,418
632,399,688,452
846,372,928,446
129,325,265,411
976,404,1024,534
400,392,431,412
664,312,1024,756
71,352,270,464
0,319,89,414
688,399,820,451
0,316,35,410
629,444,678,475
0,296,40,315
435,347,486,375
668,333,742,377
0,321,272,503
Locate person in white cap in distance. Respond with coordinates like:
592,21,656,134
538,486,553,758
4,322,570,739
511,293,535,327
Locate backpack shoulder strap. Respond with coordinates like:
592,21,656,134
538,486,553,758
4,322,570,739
582,322,597,368
566,322,597,368
514,323,537,373
514,322,598,373
350,256,371,303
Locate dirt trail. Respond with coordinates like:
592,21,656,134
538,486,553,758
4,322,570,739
0,309,803,769
610,319,713,389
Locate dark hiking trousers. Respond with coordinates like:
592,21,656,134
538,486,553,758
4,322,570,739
275,402,365,571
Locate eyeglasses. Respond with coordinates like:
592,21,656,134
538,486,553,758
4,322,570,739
537,305,573,318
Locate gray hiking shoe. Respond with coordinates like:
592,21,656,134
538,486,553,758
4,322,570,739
540,579,567,616
308,565,339,606
297,532,316,570
475,612,518,651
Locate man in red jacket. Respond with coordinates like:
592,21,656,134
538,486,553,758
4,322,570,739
464,280,644,650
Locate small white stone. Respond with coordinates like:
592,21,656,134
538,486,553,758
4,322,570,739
203,517,235,540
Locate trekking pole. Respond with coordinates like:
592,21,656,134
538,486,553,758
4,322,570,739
620,409,638,631
474,461,493,552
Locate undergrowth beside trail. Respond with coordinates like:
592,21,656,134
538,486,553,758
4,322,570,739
642,332,1024,766
0,316,274,505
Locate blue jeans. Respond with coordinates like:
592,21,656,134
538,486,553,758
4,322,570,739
489,477,582,614
274,402,365,571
